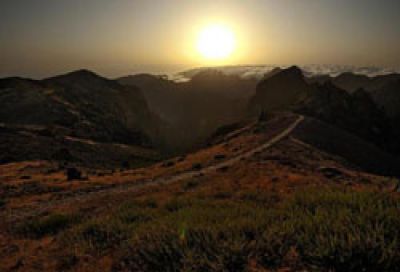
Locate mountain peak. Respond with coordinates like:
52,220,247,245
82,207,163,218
257,66,308,88
63,69,101,79
44,69,115,88
264,66,304,80
286,65,303,74
281,66,303,77
0,77,37,88
46,69,103,82
251,66,310,113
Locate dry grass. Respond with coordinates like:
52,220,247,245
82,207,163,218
0,114,397,271
48,189,400,271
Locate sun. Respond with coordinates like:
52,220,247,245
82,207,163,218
197,24,236,60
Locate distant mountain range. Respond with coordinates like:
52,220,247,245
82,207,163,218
250,66,400,155
1,65,399,173
0,70,162,167
2,65,400,271
177,64,400,81
118,70,257,151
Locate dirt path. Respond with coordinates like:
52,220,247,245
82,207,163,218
1,115,304,222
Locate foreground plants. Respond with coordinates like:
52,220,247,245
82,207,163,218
113,190,400,271
23,189,400,271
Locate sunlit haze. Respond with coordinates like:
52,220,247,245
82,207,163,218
1,0,400,78
197,24,236,62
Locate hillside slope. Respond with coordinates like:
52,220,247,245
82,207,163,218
0,70,162,167
1,112,398,272
250,67,397,153
119,71,257,151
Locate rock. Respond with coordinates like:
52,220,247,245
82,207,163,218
319,167,343,178
162,161,175,168
66,167,82,181
214,154,226,160
192,163,202,171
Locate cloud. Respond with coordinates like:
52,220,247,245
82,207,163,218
173,65,400,81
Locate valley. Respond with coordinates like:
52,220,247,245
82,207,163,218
0,66,400,271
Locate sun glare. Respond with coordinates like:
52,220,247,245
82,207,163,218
197,24,236,60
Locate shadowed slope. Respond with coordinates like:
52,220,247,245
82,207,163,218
0,70,162,167
250,67,397,154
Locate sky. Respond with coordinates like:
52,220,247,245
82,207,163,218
1,0,400,78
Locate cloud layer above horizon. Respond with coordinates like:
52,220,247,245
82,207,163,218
1,0,400,78
174,65,400,82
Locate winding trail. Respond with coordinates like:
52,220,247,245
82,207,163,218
2,115,304,222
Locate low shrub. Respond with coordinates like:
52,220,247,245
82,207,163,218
142,198,158,208
162,161,175,168
214,154,226,160
164,198,194,212
66,167,82,181
117,202,158,224
65,219,130,252
182,180,200,191
217,166,229,172
213,191,232,199
48,189,400,271
15,213,79,238
118,228,255,272
121,161,130,169
239,190,281,207
191,163,202,171
113,190,400,271
20,175,31,180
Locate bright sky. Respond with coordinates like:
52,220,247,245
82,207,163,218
1,0,400,78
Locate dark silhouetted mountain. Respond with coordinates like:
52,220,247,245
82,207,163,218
293,116,400,176
307,72,400,151
118,74,182,122
118,71,257,151
307,72,400,143
45,69,113,87
3,67,399,168
330,72,371,93
370,79,400,118
298,83,392,149
0,70,163,166
307,72,400,94
305,74,331,85
188,69,255,98
249,66,313,115
1,70,159,145
370,79,400,153
250,67,396,153
261,67,283,80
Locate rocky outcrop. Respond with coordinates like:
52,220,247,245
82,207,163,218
250,67,397,154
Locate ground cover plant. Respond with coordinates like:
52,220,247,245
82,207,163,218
36,188,400,271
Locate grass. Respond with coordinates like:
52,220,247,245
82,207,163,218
64,218,131,252
15,213,80,238
17,188,400,271
182,180,201,191
113,190,400,271
60,202,163,254
191,163,202,171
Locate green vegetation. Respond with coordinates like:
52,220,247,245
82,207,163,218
114,190,400,271
162,160,176,168
61,203,161,253
64,218,130,252
191,163,202,171
22,189,400,271
182,180,201,191
0,198,5,208
214,154,227,160
15,213,80,238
